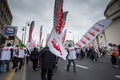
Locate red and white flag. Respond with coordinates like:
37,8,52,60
54,0,63,34
48,0,68,60
26,21,35,49
37,25,43,47
76,19,112,48
40,25,43,42
61,11,68,32
28,21,35,42
62,29,67,45
48,29,68,60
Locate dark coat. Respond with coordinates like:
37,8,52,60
30,48,40,60
39,47,56,69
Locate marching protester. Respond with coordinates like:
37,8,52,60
0,43,13,73
14,44,26,72
76,48,81,59
26,48,31,65
117,44,120,66
12,45,19,69
110,44,119,68
66,44,76,73
80,48,86,59
39,46,56,80
30,47,40,71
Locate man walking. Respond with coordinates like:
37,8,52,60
39,46,56,80
0,43,13,73
66,44,76,73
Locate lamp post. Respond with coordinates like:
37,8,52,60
69,31,75,46
22,21,30,44
22,27,27,44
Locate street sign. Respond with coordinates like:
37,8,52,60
4,26,18,36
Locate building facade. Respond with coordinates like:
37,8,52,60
0,0,13,45
93,0,120,47
104,0,120,45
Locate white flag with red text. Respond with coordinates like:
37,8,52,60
48,29,68,60
62,29,67,45
48,0,68,60
76,19,112,48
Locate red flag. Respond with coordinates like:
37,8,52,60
40,25,43,42
28,21,35,42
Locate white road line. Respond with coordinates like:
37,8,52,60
71,64,89,69
76,64,89,69
99,60,110,63
115,75,120,79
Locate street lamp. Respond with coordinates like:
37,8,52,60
22,21,30,44
22,27,27,44
69,31,74,46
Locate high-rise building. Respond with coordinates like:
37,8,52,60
0,0,13,45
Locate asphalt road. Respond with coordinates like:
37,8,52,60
26,55,120,80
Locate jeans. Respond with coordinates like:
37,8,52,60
15,58,24,69
0,60,10,73
66,59,76,72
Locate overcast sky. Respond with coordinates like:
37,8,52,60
8,0,110,46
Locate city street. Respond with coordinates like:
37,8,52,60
25,55,120,80
0,0,120,80
1,55,119,80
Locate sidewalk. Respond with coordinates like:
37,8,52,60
0,62,25,80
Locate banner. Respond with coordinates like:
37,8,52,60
48,29,68,60
40,25,43,42
76,19,112,48
28,21,35,42
61,11,68,32
48,0,68,60
26,21,35,50
54,0,63,34
62,29,67,45
37,25,43,47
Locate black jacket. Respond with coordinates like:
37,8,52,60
40,47,56,69
30,48,40,60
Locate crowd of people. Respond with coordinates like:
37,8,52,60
0,43,57,80
0,42,120,80
74,43,120,67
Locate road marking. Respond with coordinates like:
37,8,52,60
76,64,89,69
115,75,120,79
99,60,110,63
5,70,15,80
71,64,89,69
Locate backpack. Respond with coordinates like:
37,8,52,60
112,50,119,58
